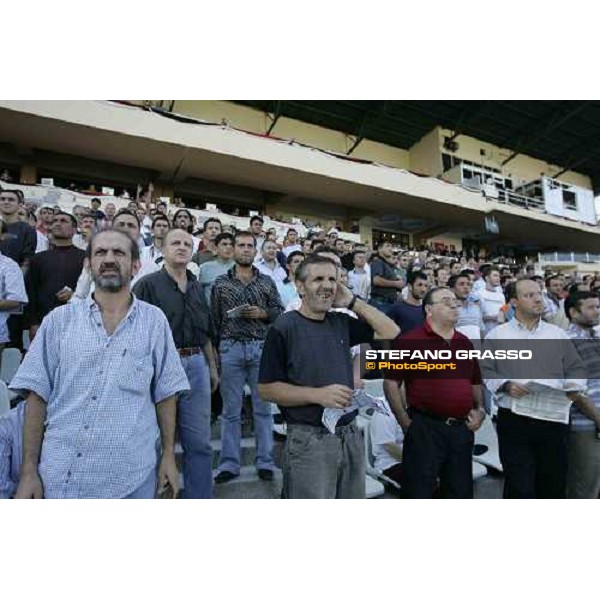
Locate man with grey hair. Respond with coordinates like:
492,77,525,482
11,229,189,499
258,254,399,498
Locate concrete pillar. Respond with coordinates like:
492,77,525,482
358,216,375,247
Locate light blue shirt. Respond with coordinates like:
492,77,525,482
0,252,28,343
0,402,25,499
276,279,300,309
10,295,189,499
197,258,235,304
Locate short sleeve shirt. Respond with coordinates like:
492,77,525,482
258,310,375,426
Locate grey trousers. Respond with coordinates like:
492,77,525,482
567,429,600,499
282,422,365,499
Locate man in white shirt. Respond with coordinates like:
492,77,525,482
0,236,28,349
72,214,96,251
477,267,505,334
138,215,170,279
254,240,287,283
281,228,302,258
250,215,265,256
347,250,371,301
543,274,569,330
484,279,586,498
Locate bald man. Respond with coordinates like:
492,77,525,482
133,229,219,499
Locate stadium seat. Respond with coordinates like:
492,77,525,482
0,380,10,417
22,329,30,351
363,416,401,491
0,348,22,385
472,416,503,473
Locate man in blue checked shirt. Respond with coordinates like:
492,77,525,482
11,229,189,499
0,402,25,499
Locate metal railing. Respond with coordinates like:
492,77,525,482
538,252,600,264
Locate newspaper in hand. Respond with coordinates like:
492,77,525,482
321,389,391,434
510,381,584,424
226,304,251,319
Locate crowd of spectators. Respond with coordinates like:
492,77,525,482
1,180,600,500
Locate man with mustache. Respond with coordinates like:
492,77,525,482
11,229,189,499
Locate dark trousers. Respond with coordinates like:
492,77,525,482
382,462,403,485
497,408,569,499
7,315,23,351
401,411,474,499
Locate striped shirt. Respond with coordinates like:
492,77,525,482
211,265,283,343
566,324,600,431
9,295,189,499
0,402,25,499
0,252,28,343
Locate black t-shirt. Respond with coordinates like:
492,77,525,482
0,221,37,266
258,310,375,426
370,257,399,301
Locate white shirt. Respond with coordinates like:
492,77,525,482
139,244,164,279
0,253,28,343
35,230,49,254
347,268,371,300
483,318,586,410
282,244,302,258
371,411,404,473
477,288,505,334
254,257,287,283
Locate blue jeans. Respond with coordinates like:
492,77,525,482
178,353,213,499
218,340,274,474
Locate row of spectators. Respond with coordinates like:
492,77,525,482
1,183,600,500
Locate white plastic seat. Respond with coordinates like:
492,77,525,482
473,416,503,473
0,380,10,417
0,348,22,384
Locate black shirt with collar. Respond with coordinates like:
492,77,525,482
132,268,214,349
0,221,37,266
211,265,284,344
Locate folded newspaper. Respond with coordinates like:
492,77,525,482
510,381,583,424
322,389,391,434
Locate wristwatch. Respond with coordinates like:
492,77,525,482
347,294,359,311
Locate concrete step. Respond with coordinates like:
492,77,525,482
177,466,283,499
213,466,283,499
175,436,259,469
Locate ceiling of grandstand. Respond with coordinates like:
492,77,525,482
232,100,600,192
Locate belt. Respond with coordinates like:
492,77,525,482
409,406,467,426
288,420,358,435
177,346,203,357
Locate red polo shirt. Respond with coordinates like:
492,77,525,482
386,322,481,418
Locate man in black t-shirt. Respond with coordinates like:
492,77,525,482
258,254,399,498
370,241,403,314
0,189,37,349
387,270,429,334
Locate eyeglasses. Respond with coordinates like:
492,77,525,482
430,298,461,308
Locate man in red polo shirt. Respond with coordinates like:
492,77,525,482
383,286,485,498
